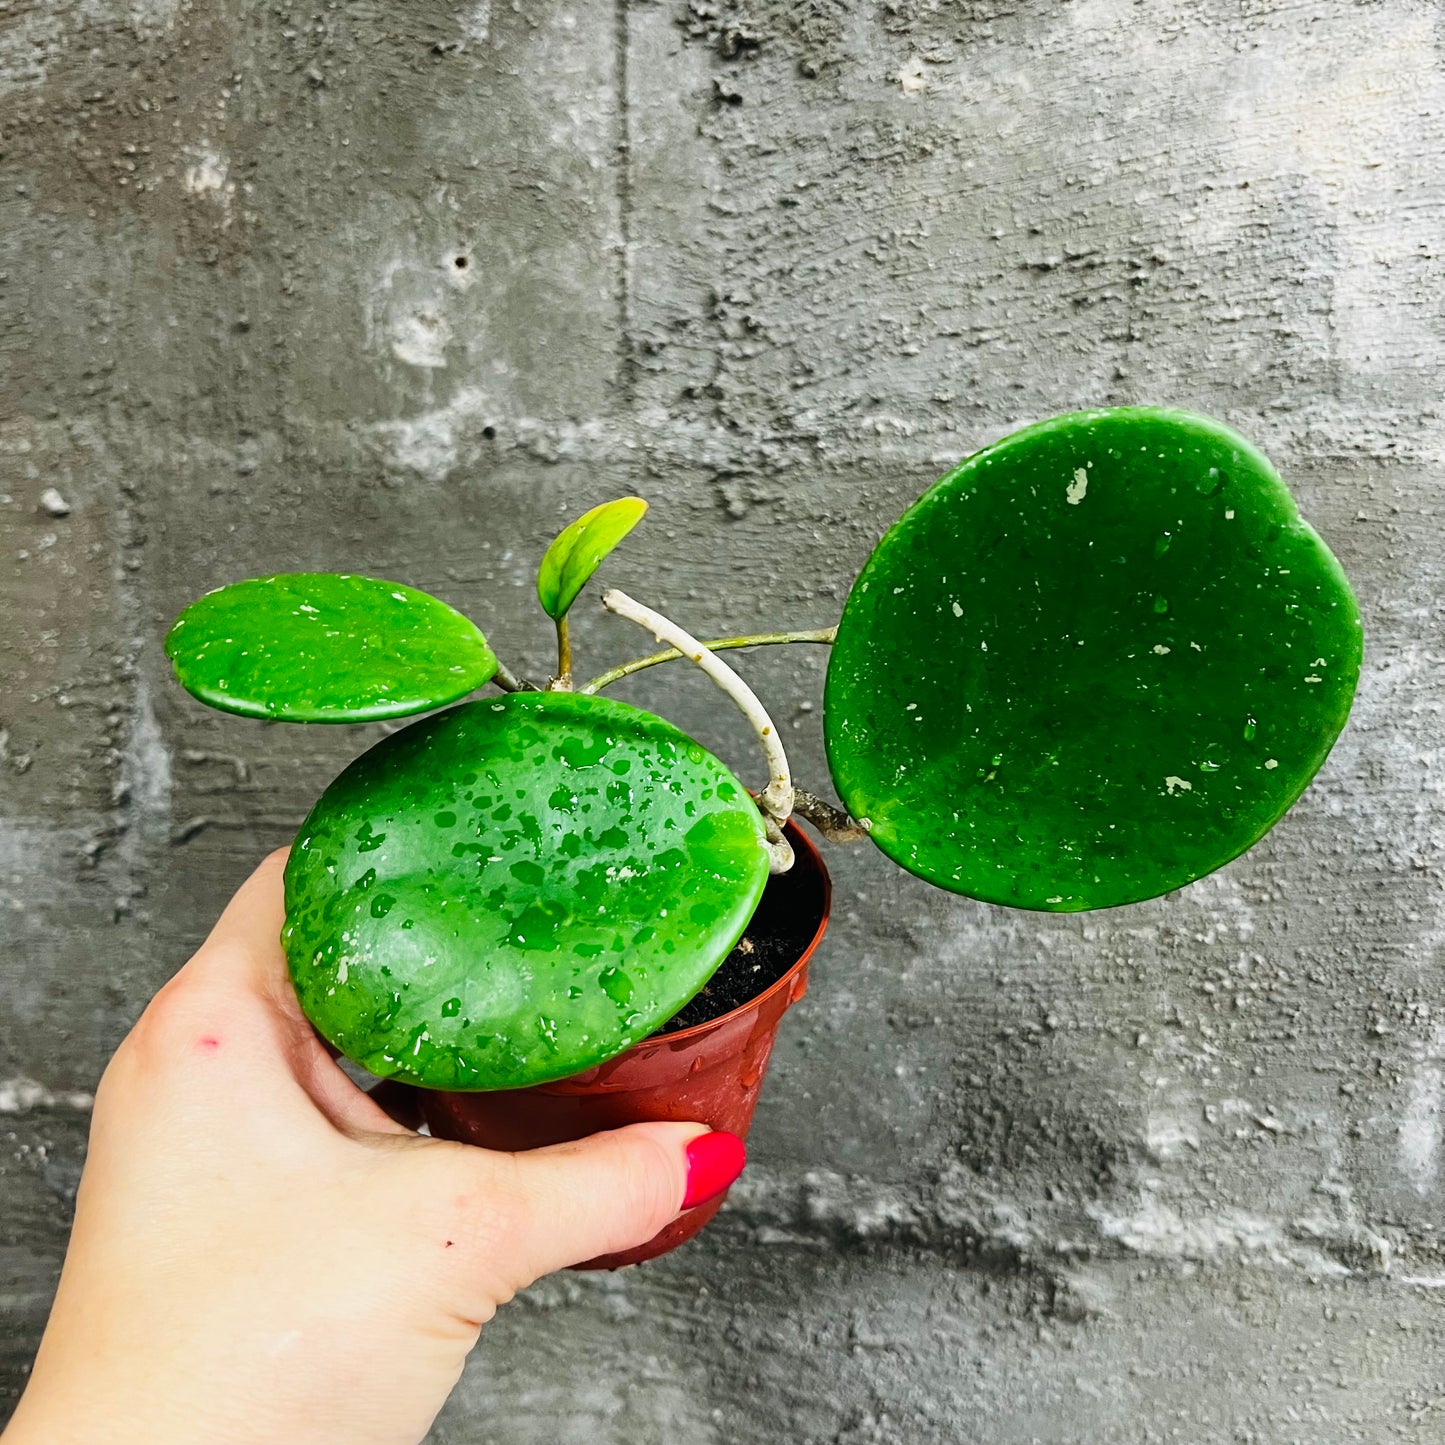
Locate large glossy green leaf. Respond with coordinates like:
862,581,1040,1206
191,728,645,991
825,408,1361,911
165,573,497,723
282,692,770,1089
536,497,647,620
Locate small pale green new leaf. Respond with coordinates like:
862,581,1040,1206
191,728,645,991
537,497,648,621
165,573,497,723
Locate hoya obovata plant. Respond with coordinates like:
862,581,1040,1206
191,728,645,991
165,408,1361,1093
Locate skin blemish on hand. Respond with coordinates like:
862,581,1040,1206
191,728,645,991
196,1036,222,1052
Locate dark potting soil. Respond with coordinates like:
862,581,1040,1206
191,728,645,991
657,835,828,1034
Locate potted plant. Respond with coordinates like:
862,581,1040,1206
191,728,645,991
164,407,1361,1267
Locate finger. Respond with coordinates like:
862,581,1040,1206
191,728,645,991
160,848,412,1138
176,845,311,1050
188,846,292,987
479,1123,747,1284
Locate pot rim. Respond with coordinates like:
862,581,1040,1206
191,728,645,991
660,814,832,1043
527,814,832,1092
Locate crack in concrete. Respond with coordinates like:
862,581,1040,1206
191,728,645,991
615,0,638,407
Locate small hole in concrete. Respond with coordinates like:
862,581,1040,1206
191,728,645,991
482,425,496,440
454,255,469,270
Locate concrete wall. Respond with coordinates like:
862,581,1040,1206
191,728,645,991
3,1,1443,1440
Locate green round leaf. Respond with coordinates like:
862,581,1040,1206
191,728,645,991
165,573,497,723
825,407,1362,911
536,497,648,621
282,691,769,1089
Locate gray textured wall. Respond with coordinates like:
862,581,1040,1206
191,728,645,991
3,1,1443,1440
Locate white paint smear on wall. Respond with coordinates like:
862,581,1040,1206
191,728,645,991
462,1,492,45
182,146,228,197
0,1078,94,1114
1399,1023,1444,1194
370,260,457,370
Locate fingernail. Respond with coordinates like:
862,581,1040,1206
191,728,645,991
682,1130,747,1210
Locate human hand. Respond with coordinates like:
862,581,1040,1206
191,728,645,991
3,850,745,1445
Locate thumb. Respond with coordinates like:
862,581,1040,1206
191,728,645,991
488,1123,746,1283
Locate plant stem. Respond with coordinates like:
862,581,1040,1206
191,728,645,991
601,589,796,868
581,627,836,694
491,660,537,693
762,815,795,874
792,788,872,843
548,615,573,691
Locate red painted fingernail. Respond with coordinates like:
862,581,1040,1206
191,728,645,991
682,1131,746,1209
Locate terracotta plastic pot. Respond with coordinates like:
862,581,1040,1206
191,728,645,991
420,817,831,1269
